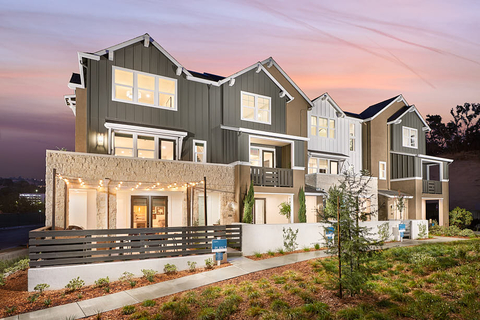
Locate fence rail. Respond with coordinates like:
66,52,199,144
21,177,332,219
225,224,242,251
422,180,442,194
251,167,293,188
29,225,233,268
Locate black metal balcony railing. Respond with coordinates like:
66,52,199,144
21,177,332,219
423,180,442,194
250,167,293,188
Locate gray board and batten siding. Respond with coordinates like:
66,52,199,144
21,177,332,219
85,41,294,165
390,111,426,155
391,153,449,180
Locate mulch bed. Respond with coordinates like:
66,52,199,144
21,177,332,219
84,258,382,320
0,263,230,318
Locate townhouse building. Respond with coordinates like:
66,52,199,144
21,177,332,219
51,33,310,230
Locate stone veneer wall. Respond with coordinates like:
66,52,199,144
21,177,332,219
45,150,236,229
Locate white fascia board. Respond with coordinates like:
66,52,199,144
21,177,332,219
363,94,408,122
221,125,309,142
260,57,313,108
69,52,101,90
390,177,422,182
186,75,220,86
218,63,294,101
308,150,348,160
104,122,188,138
418,154,454,163
312,92,346,117
378,192,414,199
64,94,76,116
386,105,431,131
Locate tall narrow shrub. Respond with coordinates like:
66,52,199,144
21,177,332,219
243,181,254,223
298,187,306,223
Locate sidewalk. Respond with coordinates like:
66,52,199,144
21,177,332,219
2,236,467,320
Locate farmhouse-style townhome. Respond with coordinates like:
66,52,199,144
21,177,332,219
344,95,452,225
52,33,312,230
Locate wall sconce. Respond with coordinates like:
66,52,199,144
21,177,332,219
97,133,105,146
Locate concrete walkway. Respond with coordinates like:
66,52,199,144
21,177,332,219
2,236,468,320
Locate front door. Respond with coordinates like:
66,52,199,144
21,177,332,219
254,198,266,224
131,196,168,228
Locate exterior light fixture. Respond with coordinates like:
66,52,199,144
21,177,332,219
97,133,104,146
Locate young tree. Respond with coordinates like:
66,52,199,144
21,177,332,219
298,186,306,223
319,169,382,297
449,207,473,229
242,181,254,223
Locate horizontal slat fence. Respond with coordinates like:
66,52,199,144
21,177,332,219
29,226,229,268
225,224,242,251
250,167,293,187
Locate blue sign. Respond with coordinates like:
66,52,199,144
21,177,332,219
215,252,224,261
399,224,406,232
212,239,227,253
326,227,334,240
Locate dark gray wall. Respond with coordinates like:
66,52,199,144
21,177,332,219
222,69,287,133
391,153,416,179
390,111,426,154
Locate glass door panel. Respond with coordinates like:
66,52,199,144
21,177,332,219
132,196,148,228
254,198,266,224
263,151,274,168
151,196,168,227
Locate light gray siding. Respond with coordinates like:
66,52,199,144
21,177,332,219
390,111,426,154
222,69,287,133
308,97,362,173
294,140,305,168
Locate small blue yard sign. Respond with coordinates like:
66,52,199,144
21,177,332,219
326,227,334,240
399,224,406,238
212,238,227,262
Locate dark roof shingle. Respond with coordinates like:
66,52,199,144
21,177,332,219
387,106,410,122
187,70,225,82
358,95,400,119
69,73,81,85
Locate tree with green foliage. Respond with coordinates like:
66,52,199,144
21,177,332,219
319,169,381,297
298,187,306,223
242,181,254,223
449,207,473,229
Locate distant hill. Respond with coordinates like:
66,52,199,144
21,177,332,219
444,151,480,225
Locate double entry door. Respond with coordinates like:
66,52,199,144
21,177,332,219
131,196,168,228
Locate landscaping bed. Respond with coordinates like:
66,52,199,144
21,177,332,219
84,239,480,319
246,246,326,261
0,261,230,318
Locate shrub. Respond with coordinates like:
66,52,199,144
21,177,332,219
141,269,157,282
43,298,52,306
215,294,242,319
277,248,285,255
161,300,191,318
27,293,40,303
3,258,30,276
303,246,310,252
65,277,85,292
102,286,110,293
247,306,267,317
118,271,134,282
459,229,476,238
267,250,275,256
163,263,177,275
298,186,307,223
283,227,299,252
130,310,150,319
254,251,262,258
142,299,156,307
205,258,214,269
95,277,110,287
279,201,291,220
445,225,462,237
378,222,391,242
34,283,50,294
0,273,5,286
129,281,137,287
187,261,197,272
5,306,17,314
449,207,473,229
198,307,216,320
314,243,321,250
201,286,222,300
271,299,289,311
243,181,254,223
122,305,135,315
418,223,428,239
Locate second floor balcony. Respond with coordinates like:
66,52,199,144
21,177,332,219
422,180,442,194
251,166,293,188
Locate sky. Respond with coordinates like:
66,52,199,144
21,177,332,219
0,0,479,179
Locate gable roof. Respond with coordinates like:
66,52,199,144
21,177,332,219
358,95,404,120
344,111,364,120
387,105,431,131
260,57,313,108
187,70,225,82
312,92,346,117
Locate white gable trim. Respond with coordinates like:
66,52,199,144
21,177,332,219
312,93,345,117
221,125,309,141
261,57,313,108
68,52,100,90
218,63,294,101
387,105,431,131
364,94,408,122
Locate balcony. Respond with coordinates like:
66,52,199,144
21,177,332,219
423,180,442,194
251,167,293,188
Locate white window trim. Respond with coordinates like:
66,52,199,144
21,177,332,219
249,146,276,167
402,126,418,149
310,115,336,139
308,157,339,174
112,66,178,111
110,130,179,160
193,140,207,163
241,91,272,125
379,161,387,180
310,115,317,136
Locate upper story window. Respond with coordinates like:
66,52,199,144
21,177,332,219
311,116,335,138
113,67,177,110
402,126,418,149
308,157,338,174
113,131,175,160
349,123,355,151
250,147,275,168
193,140,207,163
241,91,271,124
379,161,387,180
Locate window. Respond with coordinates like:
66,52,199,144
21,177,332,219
241,92,271,124
250,147,275,167
349,123,355,151
379,161,387,180
311,116,335,138
113,67,177,110
113,131,176,160
308,157,338,174
193,140,207,163
402,127,418,148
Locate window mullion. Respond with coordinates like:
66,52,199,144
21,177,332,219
254,95,258,121
133,72,138,103
154,76,159,107
133,133,138,157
